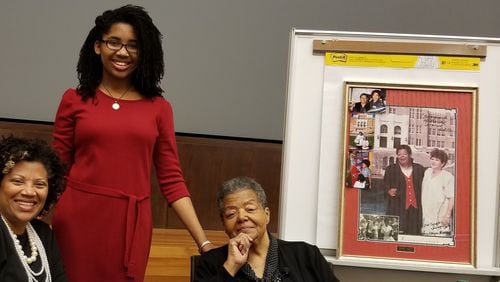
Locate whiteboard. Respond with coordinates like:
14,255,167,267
279,29,500,275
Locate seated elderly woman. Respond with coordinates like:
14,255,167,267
194,176,339,281
0,136,67,281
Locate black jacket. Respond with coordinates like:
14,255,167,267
194,239,339,281
0,218,67,281
384,162,426,235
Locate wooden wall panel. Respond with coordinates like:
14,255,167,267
0,120,53,142
159,135,282,232
0,120,283,233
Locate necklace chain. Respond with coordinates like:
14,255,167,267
102,84,132,110
1,215,52,281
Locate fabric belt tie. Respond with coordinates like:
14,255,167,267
67,178,149,279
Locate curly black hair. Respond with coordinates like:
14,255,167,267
0,136,67,216
76,5,164,100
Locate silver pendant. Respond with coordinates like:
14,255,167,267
112,101,120,110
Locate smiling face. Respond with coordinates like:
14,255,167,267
360,94,368,105
430,156,444,171
0,161,48,234
221,188,270,242
372,91,380,101
94,22,139,83
396,148,411,167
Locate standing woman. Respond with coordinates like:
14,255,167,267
421,149,455,236
52,5,212,281
0,136,67,281
384,145,426,235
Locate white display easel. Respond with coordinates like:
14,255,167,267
279,29,500,276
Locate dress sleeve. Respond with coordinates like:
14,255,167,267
153,100,190,204
194,261,236,282
281,242,339,282
193,248,237,282
384,165,395,191
52,89,76,169
444,171,455,198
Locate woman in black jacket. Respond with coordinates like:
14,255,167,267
194,176,339,281
0,136,67,281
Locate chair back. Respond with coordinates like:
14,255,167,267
190,255,201,282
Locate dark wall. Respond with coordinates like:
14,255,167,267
154,135,282,232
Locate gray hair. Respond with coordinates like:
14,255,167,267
216,176,268,214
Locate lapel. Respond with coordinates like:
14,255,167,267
0,219,9,266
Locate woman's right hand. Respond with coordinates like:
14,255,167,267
223,233,253,276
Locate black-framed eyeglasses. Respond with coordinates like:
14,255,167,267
99,39,138,53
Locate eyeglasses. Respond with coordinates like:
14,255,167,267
99,39,138,53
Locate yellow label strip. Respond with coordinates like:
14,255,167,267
325,52,480,71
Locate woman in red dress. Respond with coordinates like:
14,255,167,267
52,5,213,281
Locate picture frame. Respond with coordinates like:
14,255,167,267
338,81,477,265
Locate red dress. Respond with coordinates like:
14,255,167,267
52,89,190,281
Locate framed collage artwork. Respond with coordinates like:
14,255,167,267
338,82,477,265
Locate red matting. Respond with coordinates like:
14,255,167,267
342,88,473,264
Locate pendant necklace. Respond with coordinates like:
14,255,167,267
102,84,132,110
1,215,52,281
